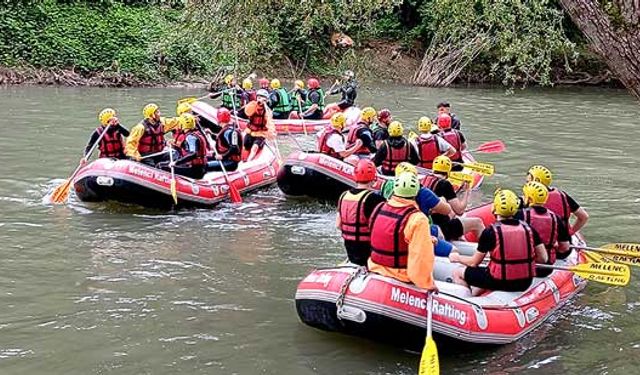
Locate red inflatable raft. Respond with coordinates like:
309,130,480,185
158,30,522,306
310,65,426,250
73,145,280,208
277,150,484,201
191,101,361,135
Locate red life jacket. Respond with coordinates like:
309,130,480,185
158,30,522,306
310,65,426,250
248,103,268,132
138,119,165,155
381,139,410,175
216,127,242,162
242,90,257,106
317,126,343,159
421,174,442,192
545,188,571,228
175,131,207,167
441,129,462,161
96,126,124,158
488,222,536,281
338,190,373,243
346,122,372,155
417,136,440,169
523,207,558,265
369,202,418,268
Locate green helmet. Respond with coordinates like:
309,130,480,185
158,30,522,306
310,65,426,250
393,172,420,198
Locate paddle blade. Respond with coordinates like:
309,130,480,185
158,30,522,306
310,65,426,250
474,140,506,154
603,243,640,255
462,161,495,176
50,179,72,204
408,131,419,142
572,262,630,286
418,336,439,375
170,179,178,205
448,171,474,185
228,183,243,204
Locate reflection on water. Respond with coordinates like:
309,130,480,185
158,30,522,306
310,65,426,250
0,85,639,374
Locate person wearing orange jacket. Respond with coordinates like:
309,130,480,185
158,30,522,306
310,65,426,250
368,172,436,290
125,103,180,166
243,89,276,160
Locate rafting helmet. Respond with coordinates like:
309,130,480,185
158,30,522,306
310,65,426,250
354,159,377,183
522,181,549,206
432,155,452,174
330,113,346,130
224,74,234,85
360,107,377,123
528,165,553,187
98,108,116,126
395,162,418,177
259,78,270,89
437,114,452,130
256,89,269,99
294,80,304,89
417,117,433,133
242,78,253,90
143,103,159,119
493,189,519,217
179,113,196,130
377,109,391,124
176,102,192,116
217,108,231,124
307,78,320,89
270,79,281,89
394,172,420,198
343,70,355,80
388,121,404,137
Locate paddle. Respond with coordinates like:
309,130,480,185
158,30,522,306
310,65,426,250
418,292,439,375
469,140,506,154
536,261,630,286
296,95,309,136
198,121,242,204
448,171,474,185
50,126,109,204
454,161,494,176
168,145,178,205
139,149,170,161
573,244,640,266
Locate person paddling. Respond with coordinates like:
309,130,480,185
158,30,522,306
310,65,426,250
243,89,276,160
346,106,377,157
437,113,467,171
125,103,180,166
328,70,358,111
83,108,129,162
268,79,292,120
337,159,386,266
317,113,362,159
373,121,419,176
207,108,242,172
414,116,455,169
450,190,548,295
160,113,208,179
209,74,242,113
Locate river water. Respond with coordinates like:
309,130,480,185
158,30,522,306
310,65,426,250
1,84,639,374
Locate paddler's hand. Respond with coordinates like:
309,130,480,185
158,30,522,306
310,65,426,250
215,154,223,161
448,251,461,263
79,158,87,166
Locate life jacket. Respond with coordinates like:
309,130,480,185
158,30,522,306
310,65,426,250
273,88,292,113
175,131,207,167
441,129,462,161
523,207,558,265
421,174,442,193
307,88,325,111
545,188,571,228
216,127,242,162
96,126,124,158
247,102,268,132
369,202,418,268
138,119,165,155
488,222,536,281
241,89,256,106
346,122,372,155
417,136,441,169
221,90,240,110
338,190,373,243
381,139,410,175
317,126,343,159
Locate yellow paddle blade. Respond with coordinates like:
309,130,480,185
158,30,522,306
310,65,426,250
603,243,640,255
448,171,474,185
418,336,439,375
462,161,494,176
50,179,72,204
408,131,419,142
177,97,198,105
170,179,178,205
583,251,606,264
571,262,630,286
578,244,640,266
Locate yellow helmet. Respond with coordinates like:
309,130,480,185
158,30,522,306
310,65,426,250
270,79,281,89
143,103,159,119
395,162,417,176
528,165,553,187
224,74,234,85
294,80,304,89
179,113,196,130
388,121,404,137
331,113,346,130
176,102,192,116
493,189,519,217
417,116,433,133
98,108,116,126
432,155,452,173
242,78,253,90
522,181,548,206
360,107,377,122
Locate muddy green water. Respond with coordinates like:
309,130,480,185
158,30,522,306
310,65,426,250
0,84,639,374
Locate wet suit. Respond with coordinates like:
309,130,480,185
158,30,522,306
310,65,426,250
207,126,242,172
330,80,357,110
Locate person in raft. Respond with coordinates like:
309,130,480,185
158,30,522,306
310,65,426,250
346,106,377,157
258,77,271,93
373,121,419,176
436,113,467,171
243,89,276,161
159,113,208,179
209,74,242,113
421,155,485,240
83,108,130,162
434,101,462,130
317,113,362,159
515,181,571,277
337,159,386,266
371,108,392,148
450,189,548,295
207,108,242,172
298,78,325,120
368,172,437,291
125,103,180,166
414,116,455,169
267,79,292,120
527,165,589,235
287,80,308,116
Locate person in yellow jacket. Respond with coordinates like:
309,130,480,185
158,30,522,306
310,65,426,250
125,103,180,166
368,172,437,290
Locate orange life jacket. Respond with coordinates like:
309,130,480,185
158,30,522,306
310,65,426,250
369,202,417,268
246,102,268,132
488,222,536,281
338,190,373,244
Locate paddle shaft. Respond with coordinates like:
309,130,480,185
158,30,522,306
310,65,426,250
296,95,308,136
63,125,108,184
536,263,627,276
140,149,169,160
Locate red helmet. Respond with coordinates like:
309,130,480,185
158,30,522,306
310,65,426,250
259,78,269,88
354,159,377,183
307,78,320,89
378,108,391,121
217,107,231,124
437,113,452,129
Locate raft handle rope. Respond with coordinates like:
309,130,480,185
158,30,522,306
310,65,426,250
335,266,368,319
